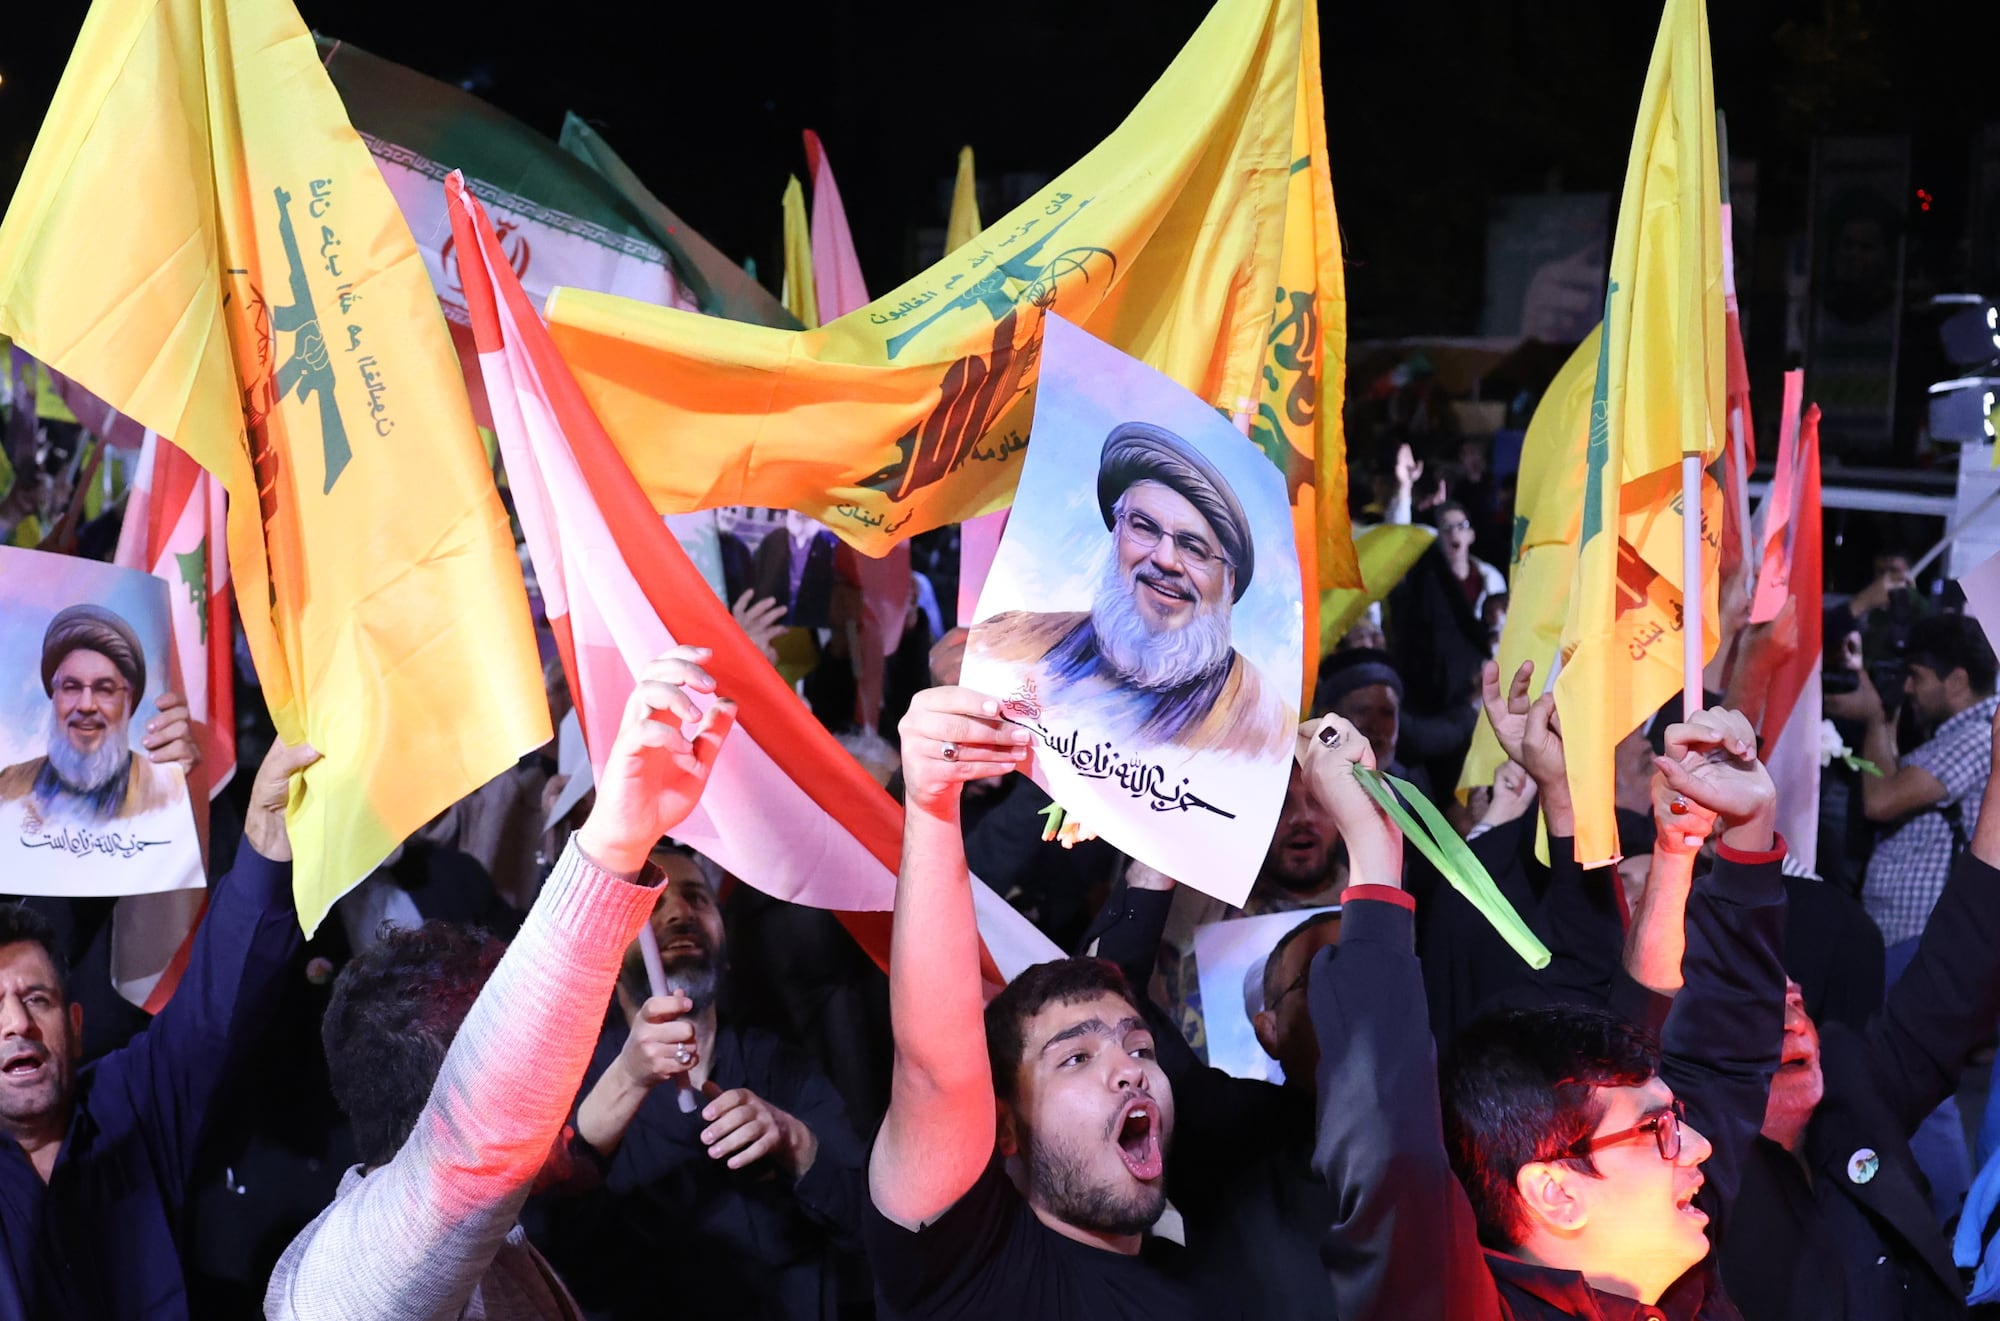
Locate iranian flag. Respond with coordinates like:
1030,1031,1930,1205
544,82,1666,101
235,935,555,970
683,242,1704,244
111,431,234,1011
445,172,1058,983
317,37,792,425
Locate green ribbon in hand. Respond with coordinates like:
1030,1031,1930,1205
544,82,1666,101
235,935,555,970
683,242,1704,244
1352,766,1551,970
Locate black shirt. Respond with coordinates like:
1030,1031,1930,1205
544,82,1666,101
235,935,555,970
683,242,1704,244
531,1021,868,1321
862,1156,1207,1320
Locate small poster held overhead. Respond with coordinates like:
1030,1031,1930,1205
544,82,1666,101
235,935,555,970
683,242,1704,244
963,315,1302,907
0,548,203,896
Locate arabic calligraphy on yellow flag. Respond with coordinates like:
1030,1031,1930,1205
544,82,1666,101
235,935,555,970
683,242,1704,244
546,0,1360,611
0,0,549,931
1553,0,1726,868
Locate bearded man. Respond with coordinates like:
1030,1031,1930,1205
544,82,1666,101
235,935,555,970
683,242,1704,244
975,423,1290,761
0,605,185,826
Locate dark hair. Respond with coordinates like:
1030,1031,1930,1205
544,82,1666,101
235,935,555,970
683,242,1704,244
0,904,67,1000
1440,1005,1659,1249
1907,612,1997,697
1262,911,1342,1008
322,922,508,1167
983,958,1142,1105
1314,646,1405,713
1431,500,1469,529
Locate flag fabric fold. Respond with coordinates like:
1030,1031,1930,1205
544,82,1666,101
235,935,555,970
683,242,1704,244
780,176,820,331
545,0,1358,615
1460,327,1601,798
946,147,983,255
109,428,235,1011
0,0,551,932
1554,0,1727,867
445,173,1059,984
1758,404,1823,878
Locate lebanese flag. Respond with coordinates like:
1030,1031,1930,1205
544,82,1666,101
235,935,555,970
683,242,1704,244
110,429,236,1011
806,130,912,730
1749,371,1806,625
1755,403,1824,878
446,173,1056,983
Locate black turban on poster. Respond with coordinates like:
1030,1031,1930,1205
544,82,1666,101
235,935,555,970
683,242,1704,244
41,604,145,698
1096,421,1254,601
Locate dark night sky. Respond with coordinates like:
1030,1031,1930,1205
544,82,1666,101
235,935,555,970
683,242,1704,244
4,0,1999,340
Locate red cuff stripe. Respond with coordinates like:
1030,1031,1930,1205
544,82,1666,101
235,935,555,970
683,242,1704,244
1716,833,1788,866
1343,884,1415,912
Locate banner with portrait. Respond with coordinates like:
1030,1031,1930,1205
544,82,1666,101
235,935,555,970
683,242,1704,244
0,549,203,896
963,315,1303,906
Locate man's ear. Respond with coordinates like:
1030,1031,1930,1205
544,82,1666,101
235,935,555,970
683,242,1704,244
995,1100,1020,1158
67,1002,84,1059
1515,1160,1588,1235
1251,1009,1282,1062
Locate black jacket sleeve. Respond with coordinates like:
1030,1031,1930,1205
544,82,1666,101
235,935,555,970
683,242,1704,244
1860,851,2000,1135
1659,843,1789,1218
1311,892,1502,1321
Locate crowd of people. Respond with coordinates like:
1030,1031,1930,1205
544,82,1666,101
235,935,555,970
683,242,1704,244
0,425,1996,1321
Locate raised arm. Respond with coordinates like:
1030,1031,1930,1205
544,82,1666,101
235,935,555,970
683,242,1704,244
107,736,318,1204
1301,715,1501,1321
1861,704,2000,1132
869,686,1029,1229
1649,707,1787,1215
270,648,735,1321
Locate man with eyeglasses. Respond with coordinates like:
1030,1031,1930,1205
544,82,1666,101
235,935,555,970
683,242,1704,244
973,422,1292,762
1306,705,1789,1319
0,605,188,827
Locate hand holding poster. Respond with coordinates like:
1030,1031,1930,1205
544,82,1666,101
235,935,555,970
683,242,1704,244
0,548,202,895
963,316,1302,906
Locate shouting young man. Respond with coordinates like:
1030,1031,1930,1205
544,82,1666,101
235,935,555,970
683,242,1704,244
863,684,1218,1319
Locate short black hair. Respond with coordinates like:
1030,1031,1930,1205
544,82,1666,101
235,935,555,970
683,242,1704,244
1440,1005,1659,1249
321,922,508,1167
1263,911,1342,1009
1907,612,1997,697
984,958,1143,1105
0,905,66,1000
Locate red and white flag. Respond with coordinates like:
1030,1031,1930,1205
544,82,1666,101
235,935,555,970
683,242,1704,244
445,172,1056,983
110,429,236,1010
1755,403,1823,878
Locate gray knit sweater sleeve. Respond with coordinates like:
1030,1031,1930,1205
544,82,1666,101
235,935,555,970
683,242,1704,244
265,841,662,1321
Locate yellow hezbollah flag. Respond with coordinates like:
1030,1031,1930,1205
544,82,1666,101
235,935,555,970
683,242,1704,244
546,0,1360,602
1554,0,1726,867
947,147,982,255
780,176,820,331
1317,523,1435,658
1458,327,1599,800
0,0,549,931
1250,0,1355,698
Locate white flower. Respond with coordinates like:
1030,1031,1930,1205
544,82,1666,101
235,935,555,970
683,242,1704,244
1817,719,1851,769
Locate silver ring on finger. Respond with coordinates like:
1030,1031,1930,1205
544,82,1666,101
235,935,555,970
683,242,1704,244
1318,726,1341,747
676,1044,693,1066
941,741,960,762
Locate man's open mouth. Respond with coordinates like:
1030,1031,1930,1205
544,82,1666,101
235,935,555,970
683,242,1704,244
1112,1099,1164,1182
1674,1177,1707,1223
1,1052,47,1083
